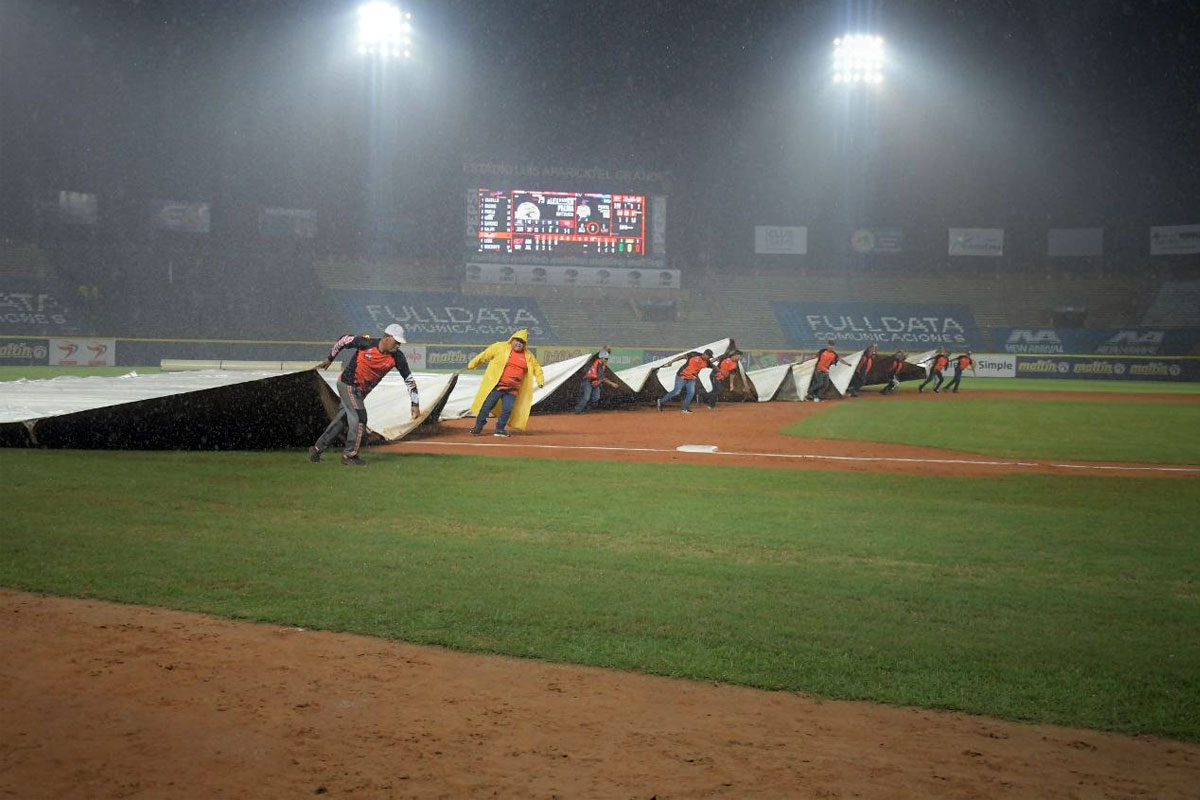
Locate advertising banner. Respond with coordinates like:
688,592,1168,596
0,286,76,334
1150,224,1200,256
465,263,680,289
971,353,1016,378
49,338,116,366
150,200,211,233
754,226,808,255
850,227,904,254
948,228,1004,257
771,302,982,349
1048,227,1103,257
260,207,317,238
337,290,558,345
0,339,49,364
990,328,1200,356
424,345,477,371
1015,355,1200,382
58,191,98,226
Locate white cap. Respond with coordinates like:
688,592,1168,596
384,323,406,344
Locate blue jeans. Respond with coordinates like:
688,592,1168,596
575,381,601,413
660,375,697,411
944,367,965,392
474,387,517,432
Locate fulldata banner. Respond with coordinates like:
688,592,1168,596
772,302,983,349
337,290,558,345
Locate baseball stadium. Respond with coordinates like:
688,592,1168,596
2,2,1200,798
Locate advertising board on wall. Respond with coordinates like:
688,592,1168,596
771,302,982,349
850,227,904,254
1015,355,1200,382
1150,224,1200,256
971,353,1016,378
465,262,680,289
337,290,558,345
150,200,211,233
49,338,116,366
991,328,1200,356
754,226,808,255
948,228,1004,257
0,339,49,364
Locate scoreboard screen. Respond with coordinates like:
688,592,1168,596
476,189,647,257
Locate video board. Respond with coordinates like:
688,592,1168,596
476,189,646,257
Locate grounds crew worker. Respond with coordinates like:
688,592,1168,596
575,348,619,414
918,348,950,393
846,343,878,397
804,340,840,402
657,349,712,414
468,329,545,437
310,323,419,467
703,349,743,409
879,350,907,395
944,350,976,393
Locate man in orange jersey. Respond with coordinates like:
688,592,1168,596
804,340,841,402
846,343,878,397
879,350,907,395
310,323,419,467
467,329,545,437
702,349,743,409
944,350,976,393
918,348,950,393
574,348,619,414
656,349,713,414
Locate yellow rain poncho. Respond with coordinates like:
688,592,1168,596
467,329,545,431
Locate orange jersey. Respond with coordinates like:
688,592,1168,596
932,354,949,371
815,348,839,373
679,353,709,380
497,349,528,391
956,355,973,369
715,357,739,380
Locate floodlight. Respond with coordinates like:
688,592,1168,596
356,2,412,59
832,34,884,85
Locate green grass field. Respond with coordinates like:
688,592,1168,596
1,448,1198,740
787,395,1200,463
2,368,1199,740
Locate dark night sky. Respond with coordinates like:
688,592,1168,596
2,0,1198,260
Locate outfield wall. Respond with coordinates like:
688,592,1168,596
4,335,1200,382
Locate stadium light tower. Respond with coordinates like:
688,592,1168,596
832,35,884,85
356,1,413,60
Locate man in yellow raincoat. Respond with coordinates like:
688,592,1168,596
467,329,545,437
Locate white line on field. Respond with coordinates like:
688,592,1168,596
399,441,1200,474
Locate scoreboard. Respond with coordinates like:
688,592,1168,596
477,189,646,257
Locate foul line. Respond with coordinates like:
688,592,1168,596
399,441,1200,474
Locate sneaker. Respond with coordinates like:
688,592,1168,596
919,386,925,393
812,397,822,403
307,446,321,463
681,409,692,414
494,429,511,438
469,428,482,436
933,388,940,393
706,404,716,410
341,455,367,467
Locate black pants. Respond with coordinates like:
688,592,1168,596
805,370,831,400
944,367,965,392
919,369,943,392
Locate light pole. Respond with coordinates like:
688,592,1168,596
831,34,884,268
355,2,413,260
